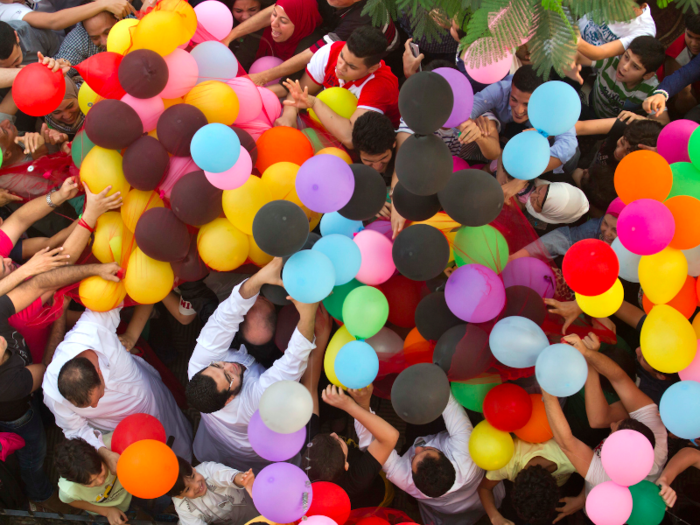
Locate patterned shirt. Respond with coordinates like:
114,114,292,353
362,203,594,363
591,56,659,118
54,22,99,77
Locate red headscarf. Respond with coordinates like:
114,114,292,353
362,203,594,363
256,0,322,61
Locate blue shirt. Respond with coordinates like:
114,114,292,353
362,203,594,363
528,217,603,258
656,51,700,100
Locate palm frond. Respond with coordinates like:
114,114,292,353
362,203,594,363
675,0,700,13
562,0,636,25
528,2,577,79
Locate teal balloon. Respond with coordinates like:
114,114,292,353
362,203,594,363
282,250,336,304
322,279,362,321
669,162,700,200
628,481,665,525
191,123,240,173
312,234,361,285
528,81,581,137
502,130,550,180
72,130,95,168
320,212,363,238
335,340,379,389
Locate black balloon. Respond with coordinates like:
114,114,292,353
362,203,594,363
84,99,143,150
170,170,223,226
391,363,451,424
393,224,449,281
157,103,208,156
118,49,169,99
262,284,291,306
134,208,190,262
123,136,169,191
501,285,547,326
433,324,493,381
283,232,321,263
172,235,209,282
415,291,462,341
252,200,309,257
396,134,452,196
392,182,441,221
232,126,258,166
338,164,386,221
398,72,454,135
438,169,504,226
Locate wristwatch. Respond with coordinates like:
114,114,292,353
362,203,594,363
46,188,58,208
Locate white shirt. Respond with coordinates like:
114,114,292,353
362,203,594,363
188,281,315,471
578,6,656,49
0,3,32,22
43,308,193,460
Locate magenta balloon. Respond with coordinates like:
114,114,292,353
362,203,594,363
617,198,675,256
445,264,505,322
250,56,284,86
365,219,393,240
434,67,474,128
679,341,700,382
161,49,198,99
258,86,282,124
227,77,263,124
657,119,698,165
601,429,655,486
452,156,470,172
501,257,556,299
121,94,164,133
248,409,305,461
296,155,355,213
354,229,395,285
252,463,312,523
159,156,198,198
585,481,633,525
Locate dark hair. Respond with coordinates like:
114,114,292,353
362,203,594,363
686,13,700,35
512,65,544,94
598,346,636,393
627,36,665,73
54,438,104,485
302,434,346,482
497,154,514,181
186,369,231,414
511,465,559,525
412,451,456,498
352,112,396,155
424,59,456,72
168,456,195,497
346,26,387,67
581,163,616,211
0,22,17,61
623,119,663,151
617,419,656,449
58,357,101,407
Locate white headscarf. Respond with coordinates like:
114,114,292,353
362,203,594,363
526,182,589,225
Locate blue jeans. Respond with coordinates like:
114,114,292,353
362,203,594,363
0,395,52,502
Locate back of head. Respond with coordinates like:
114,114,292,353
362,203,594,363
623,119,663,151
352,111,396,155
423,59,456,72
512,65,544,94
628,36,665,72
301,434,346,482
686,13,700,35
412,451,456,498
511,465,559,525
58,357,101,407
581,163,617,211
240,297,277,346
0,22,16,61
54,438,104,484
617,418,656,449
186,369,231,414
599,346,636,393
346,26,387,67
168,456,194,497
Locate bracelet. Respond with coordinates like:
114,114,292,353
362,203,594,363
78,218,95,233
45,188,57,209
652,89,669,100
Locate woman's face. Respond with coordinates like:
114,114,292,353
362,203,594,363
529,184,548,213
51,97,80,125
232,0,261,23
270,5,295,43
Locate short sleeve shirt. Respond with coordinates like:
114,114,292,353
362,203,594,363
591,57,659,118
8,20,62,66
486,438,575,487
0,3,32,22
578,6,656,49
0,295,33,422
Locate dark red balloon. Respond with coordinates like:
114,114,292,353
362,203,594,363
231,126,258,166
157,103,208,156
134,208,190,262
274,304,299,351
85,99,143,149
483,383,533,432
118,49,169,99
111,413,166,454
433,324,494,381
123,136,169,191
562,239,619,296
306,482,351,525
74,52,125,99
172,235,209,282
501,285,547,326
378,274,422,328
170,170,223,226
13,63,65,117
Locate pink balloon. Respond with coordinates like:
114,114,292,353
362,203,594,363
120,94,164,133
445,264,505,323
465,43,512,84
304,517,338,525
354,230,395,285
257,86,282,125
161,49,198,99
585,481,633,525
250,56,284,86
205,147,251,190
601,429,655,486
365,219,392,240
501,257,556,299
193,1,233,41
617,199,675,256
227,77,263,124
657,119,698,164
452,156,470,172
679,341,700,382
236,116,271,141
159,156,198,198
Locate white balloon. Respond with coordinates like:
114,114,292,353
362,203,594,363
683,244,700,277
612,237,641,283
259,380,313,434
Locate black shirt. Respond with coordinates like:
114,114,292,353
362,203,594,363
335,446,385,508
0,295,33,422
592,119,627,169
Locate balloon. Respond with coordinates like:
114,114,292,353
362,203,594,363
157,0,197,43
248,409,305,461
338,164,386,221
658,119,698,164
78,81,101,115
197,218,249,271
353,230,395,285
527,81,581,137
172,235,209,282
465,43,512,84
562,239,619,296
501,285,547,326
414,291,462,341
221,80,260,128
93,211,125,263
391,182,441,221
85,99,142,149
483,383,532,432
501,257,556,298
260,162,299,200
122,136,169,191
190,40,239,83
391,224,448,281
249,56,284,86
283,250,335,303
398,72,453,135
131,10,184,56
669,162,700,200
309,87,358,125
644,274,697,319
320,212,363,238
451,378,501,412
502,130,550,180
535,344,588,397
121,189,163,232
312,234,361,286
205,148,251,190
121,94,164,133
514,393,553,443
79,276,127,312
391,364,450,424
468,420,514,470
80,146,130,198
252,200,309,257
222,176,270,235
445,264,505,323
124,248,174,304
118,49,168,99
585,482,633,525
395,134,452,195
117,440,178,499
378,274,421,328
112,414,166,455
617,199,675,256
71,130,95,169
232,127,258,166
316,147,352,164
74,52,125,99
184,80,239,125
170,170,223,226
190,123,240,174
157,103,208,156
252,463,312,523
638,247,688,304
489,316,549,368
295,155,355,213
665,195,700,250
259,380,313,434
641,305,697,373
324,325,353,387
679,341,700,381
576,279,624,318
161,48,198,99
367,327,404,357
306,482,350,525
453,225,509,273
322,279,362,322
434,67,473,128
106,18,139,54
660,380,700,439
257,85,282,122
615,150,673,204
627,481,666,525
335,340,380,389
135,208,189,262
261,284,291,306
342,285,389,339
433,324,493,381
13,63,65,116
601,429,655,487
256,127,314,173
612,237,641,283
438,169,504,226
194,0,234,40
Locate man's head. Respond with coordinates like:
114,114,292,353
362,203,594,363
352,111,396,173
240,296,276,346
0,117,17,169
509,66,544,123
58,356,104,408
232,0,261,24
302,433,349,481
685,14,700,56
511,465,559,525
598,346,636,394
411,446,455,498
168,456,208,499
634,346,680,383
186,361,244,413
0,22,22,68
610,418,656,450
83,11,118,50
614,119,663,161
616,37,665,86
337,26,386,82
54,438,108,487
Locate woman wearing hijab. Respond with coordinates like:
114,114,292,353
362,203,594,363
525,181,590,234
45,77,84,139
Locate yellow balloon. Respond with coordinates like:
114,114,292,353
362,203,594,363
131,10,183,56
184,81,239,125
468,420,514,470
324,325,353,388
261,162,300,200
639,248,688,304
121,189,164,232
693,314,700,339
147,128,158,140
576,279,624,318
80,147,130,197
163,97,183,110
197,218,249,271
309,87,358,124
78,82,101,115
640,304,697,373
79,276,127,312
93,212,124,263
156,0,197,44
315,147,352,164
247,234,273,267
222,177,270,235
106,18,139,54
124,247,174,304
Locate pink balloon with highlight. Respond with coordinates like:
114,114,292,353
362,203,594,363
205,147,252,190
445,263,505,323
257,86,282,124
601,429,655,486
159,156,198,198
452,156,470,172
250,56,284,86
193,1,233,41
121,94,164,132
585,481,633,525
227,77,263,124
617,199,675,255
465,40,512,84
161,49,198,99
657,119,698,164
679,341,700,382
354,229,395,285
304,517,338,525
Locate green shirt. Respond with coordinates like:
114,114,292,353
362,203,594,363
592,56,659,118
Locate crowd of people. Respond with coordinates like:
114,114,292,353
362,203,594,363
0,1,699,525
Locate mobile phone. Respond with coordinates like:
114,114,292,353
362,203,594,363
409,42,422,72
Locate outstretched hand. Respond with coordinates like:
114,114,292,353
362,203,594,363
544,298,583,335
282,79,315,110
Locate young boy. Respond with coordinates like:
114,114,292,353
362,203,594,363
660,13,700,113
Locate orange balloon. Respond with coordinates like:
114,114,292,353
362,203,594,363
404,326,426,349
256,126,314,173
116,439,178,499
665,196,700,250
514,394,553,444
644,275,698,319
614,150,672,204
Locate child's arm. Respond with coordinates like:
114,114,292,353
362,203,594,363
478,477,513,525
657,447,700,508
578,39,625,61
118,304,154,352
66,500,127,525
161,291,197,326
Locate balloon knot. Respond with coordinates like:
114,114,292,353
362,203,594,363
42,170,51,179
535,128,549,138
159,190,165,199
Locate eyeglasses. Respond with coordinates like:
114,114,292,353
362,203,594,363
209,362,235,391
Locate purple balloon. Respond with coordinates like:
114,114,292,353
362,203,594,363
248,410,306,461
434,67,474,128
502,257,556,299
296,155,355,213
252,463,312,523
445,264,505,323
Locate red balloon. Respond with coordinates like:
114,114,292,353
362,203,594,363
306,482,351,525
111,413,166,454
357,519,390,525
74,52,126,99
379,274,423,328
13,63,65,117
562,239,619,296
482,383,532,432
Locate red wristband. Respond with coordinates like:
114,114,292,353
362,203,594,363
78,218,95,233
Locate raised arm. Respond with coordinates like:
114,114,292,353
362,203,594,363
221,4,273,45
23,0,134,31
657,448,700,508
577,39,625,61
542,391,594,477
249,49,314,88
161,291,197,326
478,477,512,525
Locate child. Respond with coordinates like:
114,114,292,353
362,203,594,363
227,0,263,72
659,13,700,113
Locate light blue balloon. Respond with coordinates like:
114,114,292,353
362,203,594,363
190,41,238,83
502,130,550,180
320,212,363,238
535,344,588,397
335,340,379,389
312,234,362,286
191,123,241,173
283,250,336,304
528,81,581,137
489,316,549,368
612,237,641,283
660,380,700,439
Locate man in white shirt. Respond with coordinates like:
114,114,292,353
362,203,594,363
0,0,132,32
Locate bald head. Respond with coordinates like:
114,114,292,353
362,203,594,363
241,296,276,346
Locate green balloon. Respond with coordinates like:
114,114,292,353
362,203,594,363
669,162,700,200
342,285,389,339
688,125,700,168
322,279,362,321
453,225,509,272
627,480,666,525
450,380,501,412
71,130,95,169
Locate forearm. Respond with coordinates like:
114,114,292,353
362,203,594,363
478,485,503,522
584,368,613,428
66,499,111,516
28,263,104,294
123,303,153,345
658,54,700,99
162,292,196,325
575,118,616,136
59,220,91,264
612,300,645,328
263,49,313,84
0,68,20,89
6,190,71,239
544,156,563,173
577,40,623,61
310,98,354,148
543,391,575,445
658,448,700,486
22,222,78,259
0,265,33,296
43,306,67,366
25,1,106,31
475,135,502,160
345,402,399,448
223,5,272,42
296,312,315,343
583,348,628,385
